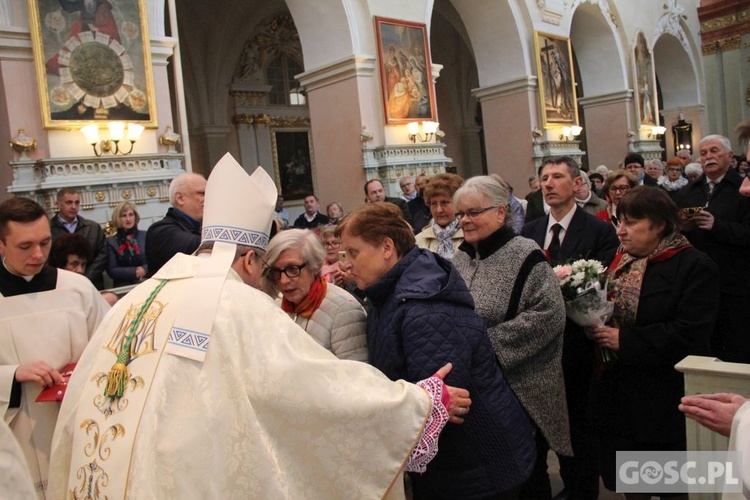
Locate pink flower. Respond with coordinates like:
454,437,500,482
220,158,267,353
554,265,573,280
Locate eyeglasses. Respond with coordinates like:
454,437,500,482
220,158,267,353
263,262,307,281
429,200,452,209
323,241,341,248
456,205,499,220
400,182,414,188
667,168,683,172
609,185,630,193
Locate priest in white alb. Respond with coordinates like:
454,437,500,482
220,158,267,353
0,197,109,499
49,154,462,499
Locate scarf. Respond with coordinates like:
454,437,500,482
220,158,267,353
608,231,691,328
660,176,688,192
431,218,460,260
281,275,327,319
115,227,144,267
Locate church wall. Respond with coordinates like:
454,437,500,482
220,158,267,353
480,88,536,193
306,75,368,213
580,97,632,169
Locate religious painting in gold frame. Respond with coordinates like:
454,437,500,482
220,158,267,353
374,16,436,124
534,31,579,128
634,32,657,127
27,0,157,129
271,128,317,203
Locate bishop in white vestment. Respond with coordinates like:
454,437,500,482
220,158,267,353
50,154,450,499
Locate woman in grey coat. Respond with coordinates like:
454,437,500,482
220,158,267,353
452,176,571,498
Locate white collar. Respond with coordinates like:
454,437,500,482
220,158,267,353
547,203,577,233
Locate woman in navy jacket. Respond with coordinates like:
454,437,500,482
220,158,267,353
336,202,535,500
106,202,147,286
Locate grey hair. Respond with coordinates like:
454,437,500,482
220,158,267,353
685,162,703,177
699,134,732,153
261,229,325,294
453,175,510,213
579,171,591,187
647,159,664,171
169,173,204,206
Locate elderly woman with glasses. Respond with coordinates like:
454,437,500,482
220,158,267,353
595,170,638,227
451,176,571,497
415,173,464,259
262,229,367,362
336,201,536,499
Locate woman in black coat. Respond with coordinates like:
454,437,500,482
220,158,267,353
589,187,720,494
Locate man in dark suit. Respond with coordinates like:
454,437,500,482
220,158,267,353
364,179,412,225
673,134,750,363
407,174,430,233
521,155,618,500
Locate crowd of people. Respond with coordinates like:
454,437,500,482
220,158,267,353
2,125,750,499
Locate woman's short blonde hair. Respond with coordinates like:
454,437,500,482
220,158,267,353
111,202,140,228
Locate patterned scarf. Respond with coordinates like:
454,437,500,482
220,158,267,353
281,275,327,319
115,227,144,267
431,218,460,260
608,231,691,328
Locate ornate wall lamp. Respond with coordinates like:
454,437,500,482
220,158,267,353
81,122,145,156
559,125,582,141
9,129,36,160
407,121,439,143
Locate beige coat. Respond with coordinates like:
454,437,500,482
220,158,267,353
414,226,464,259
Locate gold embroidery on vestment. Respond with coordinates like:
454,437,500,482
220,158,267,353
105,301,165,358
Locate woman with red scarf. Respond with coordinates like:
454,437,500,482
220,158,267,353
261,229,367,362
588,186,720,496
106,202,147,287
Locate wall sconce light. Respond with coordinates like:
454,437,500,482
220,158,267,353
649,125,667,139
559,125,583,141
407,121,439,143
81,122,145,157
672,113,693,156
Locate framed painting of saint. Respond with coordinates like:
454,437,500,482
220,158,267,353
534,31,579,127
375,17,436,124
634,32,657,127
28,0,157,129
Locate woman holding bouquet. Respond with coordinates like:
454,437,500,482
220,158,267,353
451,176,571,497
589,186,720,496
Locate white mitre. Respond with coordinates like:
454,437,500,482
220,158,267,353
165,153,277,362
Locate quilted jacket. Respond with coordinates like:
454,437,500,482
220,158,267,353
365,246,535,498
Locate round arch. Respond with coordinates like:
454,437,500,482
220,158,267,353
653,33,700,110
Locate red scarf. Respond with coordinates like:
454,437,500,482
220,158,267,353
281,275,327,319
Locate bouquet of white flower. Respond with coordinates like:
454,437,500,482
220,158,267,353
553,259,616,361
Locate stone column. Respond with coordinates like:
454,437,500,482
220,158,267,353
579,90,636,168
475,77,538,196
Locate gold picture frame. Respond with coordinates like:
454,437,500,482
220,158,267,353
271,128,317,203
534,31,579,128
634,32,657,127
374,16,436,124
28,0,157,129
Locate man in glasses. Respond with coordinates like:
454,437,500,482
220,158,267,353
522,156,618,500
51,154,468,499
